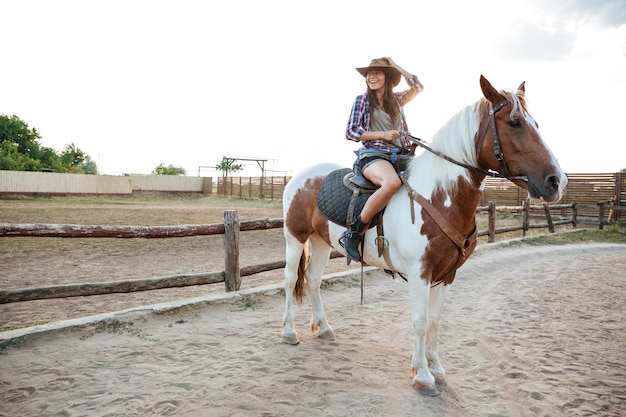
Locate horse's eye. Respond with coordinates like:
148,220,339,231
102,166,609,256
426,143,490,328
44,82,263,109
507,119,523,128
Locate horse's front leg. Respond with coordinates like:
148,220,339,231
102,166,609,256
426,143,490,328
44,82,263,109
409,276,438,396
306,236,335,340
426,283,451,387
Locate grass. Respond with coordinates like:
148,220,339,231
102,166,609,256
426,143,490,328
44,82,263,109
96,319,135,334
334,275,363,289
237,294,264,311
0,337,25,355
502,228,626,246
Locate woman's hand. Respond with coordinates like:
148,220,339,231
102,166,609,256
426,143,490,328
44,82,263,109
381,130,401,142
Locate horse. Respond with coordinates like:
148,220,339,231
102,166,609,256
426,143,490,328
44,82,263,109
280,75,567,396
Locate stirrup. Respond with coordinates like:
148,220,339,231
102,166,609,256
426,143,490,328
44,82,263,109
339,230,362,263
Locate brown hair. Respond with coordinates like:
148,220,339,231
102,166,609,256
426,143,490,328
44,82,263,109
366,72,401,127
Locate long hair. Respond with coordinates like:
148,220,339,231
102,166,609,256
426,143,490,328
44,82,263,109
365,72,401,127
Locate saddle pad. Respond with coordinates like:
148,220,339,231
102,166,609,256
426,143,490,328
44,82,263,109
317,168,374,228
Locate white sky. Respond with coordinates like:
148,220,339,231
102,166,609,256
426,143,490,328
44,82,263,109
2,0,625,176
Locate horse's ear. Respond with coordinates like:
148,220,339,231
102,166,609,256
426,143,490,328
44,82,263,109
480,75,506,105
518,81,526,93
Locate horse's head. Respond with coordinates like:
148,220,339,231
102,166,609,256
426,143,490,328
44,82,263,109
476,75,567,203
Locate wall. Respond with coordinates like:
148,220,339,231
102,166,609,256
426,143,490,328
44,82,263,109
0,170,211,195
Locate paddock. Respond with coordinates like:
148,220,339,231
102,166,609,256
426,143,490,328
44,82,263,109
1,243,624,416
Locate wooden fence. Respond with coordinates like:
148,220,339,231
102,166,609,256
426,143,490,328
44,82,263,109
3,200,608,305
216,172,625,224
216,176,289,200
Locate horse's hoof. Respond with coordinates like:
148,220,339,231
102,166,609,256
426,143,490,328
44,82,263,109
318,328,336,341
282,333,300,345
434,375,447,387
413,382,440,397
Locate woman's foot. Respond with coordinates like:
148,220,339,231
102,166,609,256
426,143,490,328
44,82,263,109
340,215,366,262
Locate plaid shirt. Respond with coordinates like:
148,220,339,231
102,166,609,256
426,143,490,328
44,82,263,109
345,93,411,152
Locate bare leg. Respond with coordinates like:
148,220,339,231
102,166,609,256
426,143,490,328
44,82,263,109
360,160,401,222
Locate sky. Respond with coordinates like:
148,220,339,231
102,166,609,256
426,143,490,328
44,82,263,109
2,0,625,177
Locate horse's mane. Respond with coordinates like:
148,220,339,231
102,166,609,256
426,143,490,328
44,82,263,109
408,88,525,195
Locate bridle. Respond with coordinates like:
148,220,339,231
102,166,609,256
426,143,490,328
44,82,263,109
403,98,529,183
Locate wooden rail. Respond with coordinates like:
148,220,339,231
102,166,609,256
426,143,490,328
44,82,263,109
0,201,607,304
477,202,576,243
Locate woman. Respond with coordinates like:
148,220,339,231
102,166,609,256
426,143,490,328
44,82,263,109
342,57,424,262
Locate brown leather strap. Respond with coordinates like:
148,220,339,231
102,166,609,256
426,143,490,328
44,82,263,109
412,193,475,258
399,173,476,258
346,189,360,227
375,212,385,257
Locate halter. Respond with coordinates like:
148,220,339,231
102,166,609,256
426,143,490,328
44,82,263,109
404,98,528,182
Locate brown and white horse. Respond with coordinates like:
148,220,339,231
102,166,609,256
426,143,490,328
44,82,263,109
281,75,567,395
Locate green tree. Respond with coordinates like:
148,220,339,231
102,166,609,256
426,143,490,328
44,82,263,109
0,141,41,171
215,157,243,177
0,114,96,173
0,114,42,158
80,155,98,175
59,143,86,173
37,146,62,172
152,163,186,175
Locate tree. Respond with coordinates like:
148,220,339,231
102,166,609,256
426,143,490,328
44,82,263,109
80,155,98,175
152,163,186,175
0,141,41,171
0,114,42,158
59,143,86,173
0,114,97,174
215,157,244,177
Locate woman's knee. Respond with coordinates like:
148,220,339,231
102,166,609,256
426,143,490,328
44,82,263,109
381,175,401,192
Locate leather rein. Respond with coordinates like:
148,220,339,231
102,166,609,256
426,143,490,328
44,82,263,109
403,98,529,183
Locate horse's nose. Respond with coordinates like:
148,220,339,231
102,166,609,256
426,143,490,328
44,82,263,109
544,173,565,202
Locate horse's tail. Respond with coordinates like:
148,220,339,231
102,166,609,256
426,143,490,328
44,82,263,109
294,242,309,306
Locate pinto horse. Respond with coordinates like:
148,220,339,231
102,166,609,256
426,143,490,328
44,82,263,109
281,75,567,395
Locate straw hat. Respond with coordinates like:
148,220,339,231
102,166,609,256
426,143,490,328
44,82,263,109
356,58,401,87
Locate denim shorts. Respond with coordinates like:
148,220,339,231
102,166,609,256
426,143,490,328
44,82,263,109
358,154,392,172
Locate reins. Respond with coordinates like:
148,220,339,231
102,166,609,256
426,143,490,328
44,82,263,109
402,98,529,183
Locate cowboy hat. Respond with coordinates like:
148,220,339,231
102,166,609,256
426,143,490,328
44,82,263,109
356,58,401,87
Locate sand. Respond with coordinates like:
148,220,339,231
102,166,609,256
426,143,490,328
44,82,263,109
1,242,625,416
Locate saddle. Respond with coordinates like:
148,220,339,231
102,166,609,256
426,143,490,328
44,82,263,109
316,156,413,263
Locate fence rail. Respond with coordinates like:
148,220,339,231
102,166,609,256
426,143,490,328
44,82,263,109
0,201,618,305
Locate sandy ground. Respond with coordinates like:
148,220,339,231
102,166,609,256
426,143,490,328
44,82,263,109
1,242,624,416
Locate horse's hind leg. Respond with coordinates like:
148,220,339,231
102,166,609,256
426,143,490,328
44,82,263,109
426,283,451,387
306,234,335,341
282,234,304,345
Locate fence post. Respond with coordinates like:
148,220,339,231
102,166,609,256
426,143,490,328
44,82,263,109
488,201,496,243
543,203,555,233
572,203,578,228
598,202,605,230
224,210,241,292
522,199,530,236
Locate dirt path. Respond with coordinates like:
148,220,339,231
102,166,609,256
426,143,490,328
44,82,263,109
1,243,624,416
